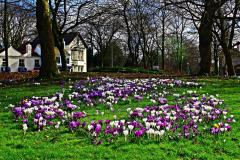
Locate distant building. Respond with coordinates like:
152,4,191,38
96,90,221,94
218,46,240,75
0,32,88,72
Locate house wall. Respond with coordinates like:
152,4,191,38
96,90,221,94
24,57,41,71
0,35,87,73
56,36,87,72
0,47,41,72
0,56,41,72
69,37,87,72
0,57,19,72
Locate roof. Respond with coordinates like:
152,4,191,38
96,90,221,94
0,46,22,57
17,41,39,57
17,32,88,56
64,32,88,48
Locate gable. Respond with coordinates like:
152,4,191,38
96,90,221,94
68,36,87,49
0,46,22,57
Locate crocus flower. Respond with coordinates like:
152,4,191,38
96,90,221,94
23,124,28,133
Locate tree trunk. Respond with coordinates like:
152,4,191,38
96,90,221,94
198,11,214,75
3,0,9,72
58,40,67,71
161,7,166,71
198,0,227,75
213,39,219,75
52,29,67,71
222,47,235,76
36,0,58,78
123,3,135,66
217,8,235,76
51,9,67,71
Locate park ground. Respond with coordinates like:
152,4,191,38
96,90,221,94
0,75,239,160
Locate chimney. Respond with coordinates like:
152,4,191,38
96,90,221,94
26,43,32,54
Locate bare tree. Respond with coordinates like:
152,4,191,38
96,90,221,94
168,0,229,75
213,0,239,76
49,0,104,71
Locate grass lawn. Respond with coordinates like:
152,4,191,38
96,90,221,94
0,78,239,160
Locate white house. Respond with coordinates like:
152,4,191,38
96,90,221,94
0,32,88,72
0,45,41,72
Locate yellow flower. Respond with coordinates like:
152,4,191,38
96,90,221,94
213,124,219,128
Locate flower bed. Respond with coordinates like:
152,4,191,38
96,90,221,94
10,77,235,144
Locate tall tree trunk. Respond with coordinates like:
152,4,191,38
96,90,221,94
161,5,166,71
51,5,67,72
36,0,58,78
198,0,228,75
52,27,67,71
222,47,235,75
217,8,235,76
123,3,135,66
58,39,67,71
213,37,219,75
198,12,214,75
3,0,9,72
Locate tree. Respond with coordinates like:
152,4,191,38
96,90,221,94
49,0,104,71
168,0,229,75
36,0,58,78
213,0,239,76
85,13,122,67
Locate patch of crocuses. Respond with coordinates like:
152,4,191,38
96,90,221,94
10,77,235,144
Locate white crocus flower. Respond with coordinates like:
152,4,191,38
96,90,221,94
123,130,129,141
101,112,104,116
88,125,94,131
128,125,134,132
55,122,61,129
23,124,28,133
159,130,165,136
223,111,227,115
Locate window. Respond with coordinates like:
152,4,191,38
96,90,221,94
73,66,78,72
19,59,25,67
79,51,83,61
35,59,40,67
79,66,83,72
72,51,78,60
56,57,61,64
67,58,70,64
2,59,6,66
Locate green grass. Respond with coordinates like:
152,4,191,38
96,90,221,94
0,78,240,160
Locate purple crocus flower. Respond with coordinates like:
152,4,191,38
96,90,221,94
95,124,102,135
158,98,167,105
134,128,145,137
69,121,80,130
73,112,85,119
13,107,23,119
211,127,219,134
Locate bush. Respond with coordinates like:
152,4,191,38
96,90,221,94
92,67,162,74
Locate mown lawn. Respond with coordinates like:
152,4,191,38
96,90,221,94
0,78,239,160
